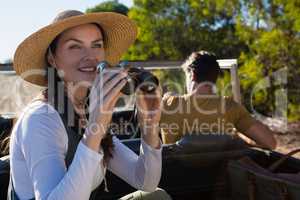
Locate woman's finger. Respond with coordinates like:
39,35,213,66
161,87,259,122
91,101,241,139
91,70,126,101
102,78,127,110
99,67,127,87
102,71,127,96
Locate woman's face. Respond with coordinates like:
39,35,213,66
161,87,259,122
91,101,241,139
49,23,104,84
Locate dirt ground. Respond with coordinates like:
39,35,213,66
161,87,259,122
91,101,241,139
274,129,300,158
263,119,300,158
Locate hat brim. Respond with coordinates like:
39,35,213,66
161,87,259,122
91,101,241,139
13,12,137,86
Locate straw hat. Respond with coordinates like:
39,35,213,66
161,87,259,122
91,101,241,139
13,10,137,86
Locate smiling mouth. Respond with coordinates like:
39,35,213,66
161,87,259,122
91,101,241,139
78,67,96,72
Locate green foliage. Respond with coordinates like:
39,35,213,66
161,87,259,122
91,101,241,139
288,103,300,122
152,69,186,94
216,71,232,97
124,0,247,61
235,0,300,121
86,0,129,15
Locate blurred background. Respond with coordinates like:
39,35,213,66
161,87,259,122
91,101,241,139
0,0,299,154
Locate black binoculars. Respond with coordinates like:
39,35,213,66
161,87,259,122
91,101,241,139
97,61,159,95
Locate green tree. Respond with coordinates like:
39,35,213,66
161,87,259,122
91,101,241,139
123,0,246,61
86,0,129,16
235,0,300,121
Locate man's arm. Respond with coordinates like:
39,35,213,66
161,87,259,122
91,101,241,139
232,101,277,150
160,93,182,144
243,121,277,150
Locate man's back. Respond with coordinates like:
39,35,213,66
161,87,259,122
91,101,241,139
160,94,257,144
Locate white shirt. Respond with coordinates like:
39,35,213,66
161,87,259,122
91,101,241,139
10,101,162,200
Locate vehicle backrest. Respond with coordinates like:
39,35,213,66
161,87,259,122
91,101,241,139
174,134,248,153
93,134,253,199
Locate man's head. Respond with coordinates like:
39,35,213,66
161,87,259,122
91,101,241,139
181,51,221,93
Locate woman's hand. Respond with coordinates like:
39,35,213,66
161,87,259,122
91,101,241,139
136,87,162,149
82,68,128,152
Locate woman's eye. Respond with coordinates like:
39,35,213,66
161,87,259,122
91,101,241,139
93,43,103,48
69,44,81,49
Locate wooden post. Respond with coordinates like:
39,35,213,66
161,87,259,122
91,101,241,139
230,63,242,104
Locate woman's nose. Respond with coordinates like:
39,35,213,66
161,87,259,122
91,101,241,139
83,47,95,58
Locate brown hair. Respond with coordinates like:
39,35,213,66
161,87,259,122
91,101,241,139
0,117,14,156
182,51,221,83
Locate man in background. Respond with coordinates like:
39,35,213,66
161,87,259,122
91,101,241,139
160,51,276,150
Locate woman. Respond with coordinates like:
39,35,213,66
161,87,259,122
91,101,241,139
9,10,170,200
